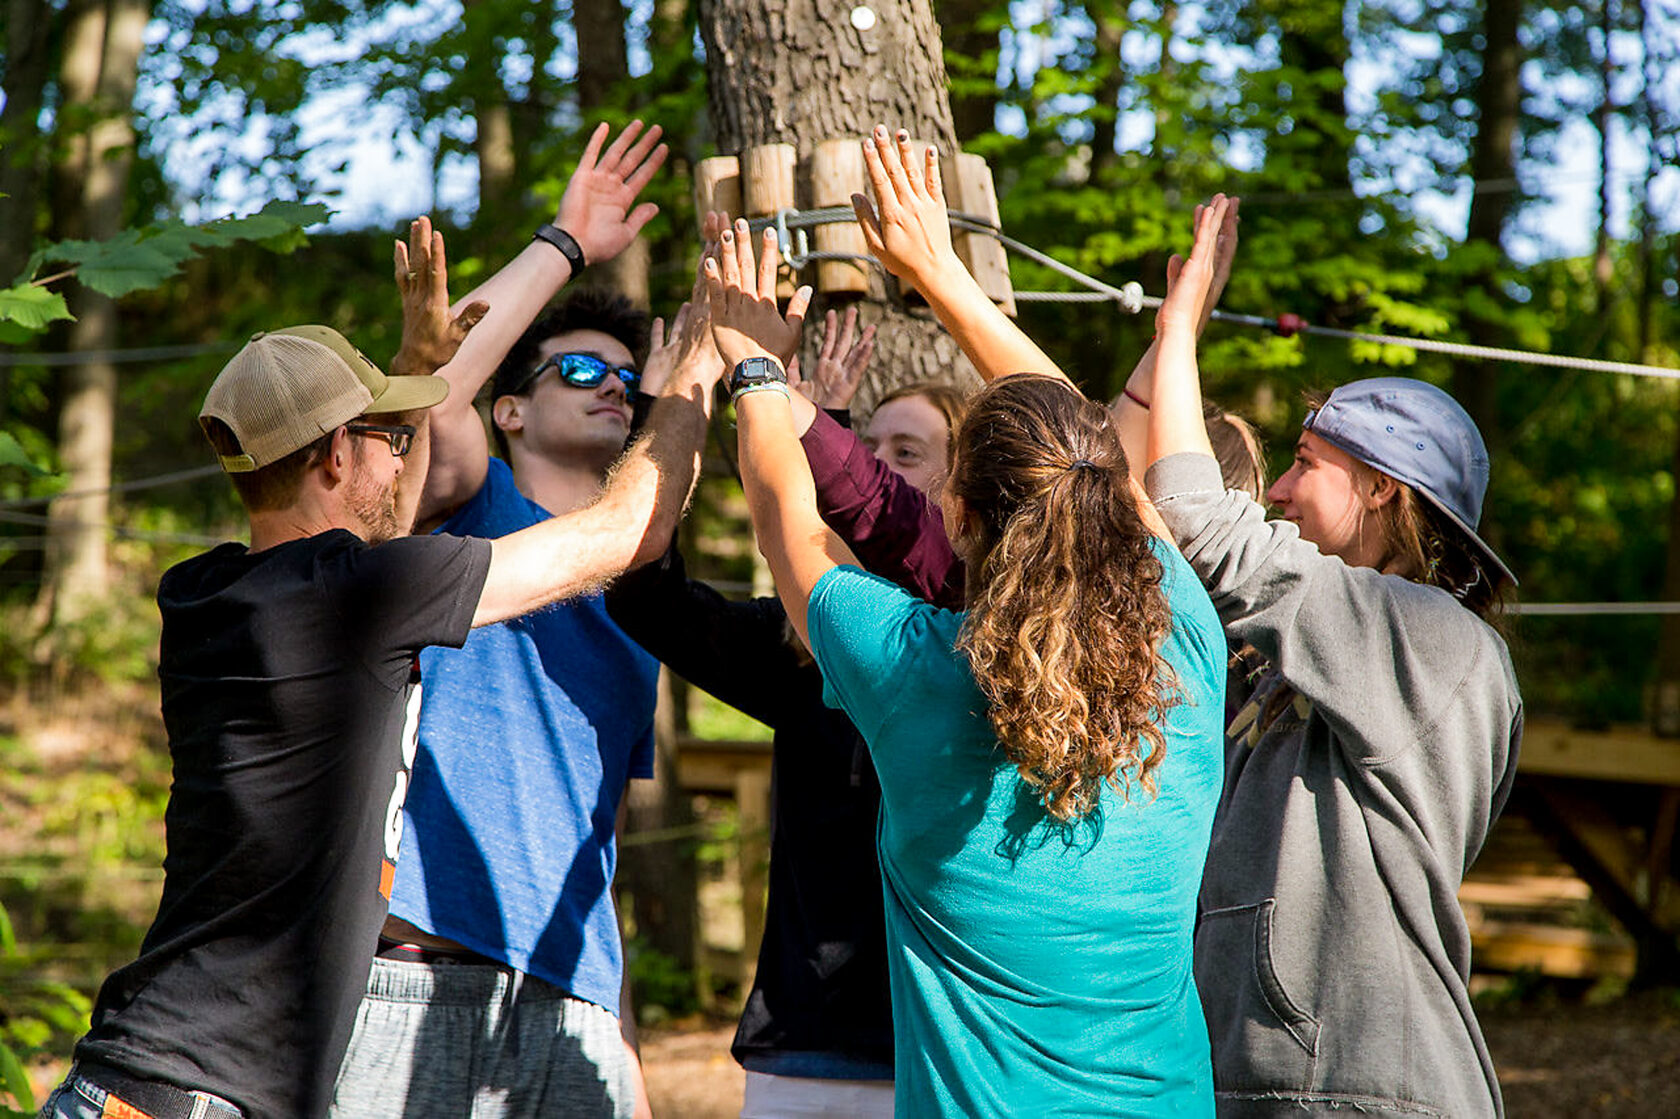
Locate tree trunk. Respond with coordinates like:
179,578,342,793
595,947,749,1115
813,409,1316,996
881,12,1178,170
0,0,62,434
697,0,978,410
938,0,999,145
1453,0,1522,441
1593,0,1617,306
33,0,149,635
574,0,651,307
0,0,60,287
1088,0,1128,177
1278,9,1351,194
575,0,630,111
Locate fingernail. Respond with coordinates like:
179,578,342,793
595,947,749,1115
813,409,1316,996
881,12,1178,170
896,129,908,142
722,230,732,242
875,124,887,138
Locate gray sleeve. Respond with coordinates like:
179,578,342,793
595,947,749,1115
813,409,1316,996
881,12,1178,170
1145,452,1522,775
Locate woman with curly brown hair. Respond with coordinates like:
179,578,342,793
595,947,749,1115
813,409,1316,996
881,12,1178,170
698,126,1230,1116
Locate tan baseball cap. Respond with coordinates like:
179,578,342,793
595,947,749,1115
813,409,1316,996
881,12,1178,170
198,325,449,472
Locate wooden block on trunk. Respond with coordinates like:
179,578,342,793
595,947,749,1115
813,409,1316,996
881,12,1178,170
941,151,1016,316
810,138,870,295
694,156,742,227
742,143,797,298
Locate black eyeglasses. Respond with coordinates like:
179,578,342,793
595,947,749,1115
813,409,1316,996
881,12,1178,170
525,352,641,394
346,422,416,457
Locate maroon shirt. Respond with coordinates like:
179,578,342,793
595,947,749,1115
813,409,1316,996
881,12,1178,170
800,408,966,610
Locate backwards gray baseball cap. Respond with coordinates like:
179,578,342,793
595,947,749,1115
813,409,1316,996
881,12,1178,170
1303,377,1516,588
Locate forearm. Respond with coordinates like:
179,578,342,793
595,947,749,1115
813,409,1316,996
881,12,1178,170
737,389,854,645
472,386,708,627
432,241,574,419
1111,341,1158,483
606,542,804,726
801,409,962,605
915,257,1066,383
1145,326,1213,466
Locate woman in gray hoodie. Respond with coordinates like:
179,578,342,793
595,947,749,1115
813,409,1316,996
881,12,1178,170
1133,195,1523,1118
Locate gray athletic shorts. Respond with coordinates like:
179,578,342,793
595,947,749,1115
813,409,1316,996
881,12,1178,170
330,956,635,1119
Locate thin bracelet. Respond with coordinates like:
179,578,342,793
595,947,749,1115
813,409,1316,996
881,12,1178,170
733,382,790,403
1123,387,1151,410
532,225,586,274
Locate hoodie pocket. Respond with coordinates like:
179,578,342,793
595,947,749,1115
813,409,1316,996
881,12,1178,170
1195,898,1320,1092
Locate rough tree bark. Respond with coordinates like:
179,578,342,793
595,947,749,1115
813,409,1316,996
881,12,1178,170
33,0,149,636
696,0,980,409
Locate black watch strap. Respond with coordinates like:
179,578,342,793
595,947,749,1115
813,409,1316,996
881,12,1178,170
533,225,586,274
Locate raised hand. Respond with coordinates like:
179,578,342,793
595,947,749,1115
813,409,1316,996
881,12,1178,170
643,246,727,397
791,307,875,409
704,219,813,370
391,215,489,377
554,120,669,267
1158,194,1229,340
1199,195,1241,334
851,125,959,287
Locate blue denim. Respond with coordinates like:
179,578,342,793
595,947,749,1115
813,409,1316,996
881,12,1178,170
37,1064,242,1119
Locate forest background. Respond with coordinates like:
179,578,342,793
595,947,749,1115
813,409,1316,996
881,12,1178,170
1,0,1678,1111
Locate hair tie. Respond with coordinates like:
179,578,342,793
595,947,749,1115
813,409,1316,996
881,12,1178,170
1069,459,1097,473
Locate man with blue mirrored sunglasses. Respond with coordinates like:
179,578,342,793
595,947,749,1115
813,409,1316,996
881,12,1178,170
329,119,711,1119
509,350,642,396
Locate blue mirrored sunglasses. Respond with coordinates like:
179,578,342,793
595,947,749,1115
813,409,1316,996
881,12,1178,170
526,351,641,394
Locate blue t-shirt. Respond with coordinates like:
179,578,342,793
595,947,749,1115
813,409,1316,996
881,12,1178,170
389,457,658,1011
806,542,1224,1117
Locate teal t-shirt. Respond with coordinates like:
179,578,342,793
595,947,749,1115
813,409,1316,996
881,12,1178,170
806,541,1224,1117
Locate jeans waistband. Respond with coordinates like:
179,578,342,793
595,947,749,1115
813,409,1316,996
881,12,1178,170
73,1060,243,1119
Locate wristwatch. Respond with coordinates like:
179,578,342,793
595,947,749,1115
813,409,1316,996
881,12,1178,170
728,356,788,396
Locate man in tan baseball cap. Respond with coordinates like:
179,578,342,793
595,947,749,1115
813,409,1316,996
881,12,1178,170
50,217,725,1119
197,323,452,547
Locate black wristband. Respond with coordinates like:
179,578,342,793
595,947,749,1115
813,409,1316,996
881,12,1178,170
824,407,852,430
533,225,586,274
629,390,656,434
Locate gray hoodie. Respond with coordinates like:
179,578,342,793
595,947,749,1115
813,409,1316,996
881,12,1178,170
1147,453,1522,1118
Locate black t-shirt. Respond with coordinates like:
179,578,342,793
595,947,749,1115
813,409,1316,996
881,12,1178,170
76,529,491,1119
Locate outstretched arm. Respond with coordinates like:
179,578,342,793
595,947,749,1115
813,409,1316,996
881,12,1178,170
1145,195,1229,469
707,221,857,647
852,125,1064,384
419,121,669,527
1113,196,1239,483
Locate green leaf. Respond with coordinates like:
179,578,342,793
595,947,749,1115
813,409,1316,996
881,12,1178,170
211,200,330,248
76,238,189,298
0,899,13,952
0,1041,32,1112
0,284,73,334
0,432,51,477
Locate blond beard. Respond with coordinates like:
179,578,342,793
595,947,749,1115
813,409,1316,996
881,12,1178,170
347,458,401,544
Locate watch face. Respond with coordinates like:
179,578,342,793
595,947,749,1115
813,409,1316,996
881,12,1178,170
731,357,786,392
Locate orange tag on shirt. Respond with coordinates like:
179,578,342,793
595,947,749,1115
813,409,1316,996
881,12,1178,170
379,858,395,900
101,1095,154,1119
